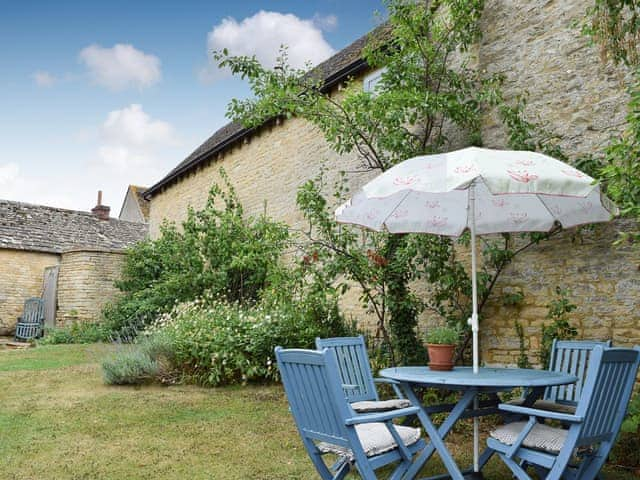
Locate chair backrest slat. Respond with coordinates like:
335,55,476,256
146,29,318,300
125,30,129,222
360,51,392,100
23,298,45,323
575,347,640,444
276,348,349,446
545,339,612,405
316,336,378,403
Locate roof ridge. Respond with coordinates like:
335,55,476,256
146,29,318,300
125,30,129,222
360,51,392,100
145,22,390,198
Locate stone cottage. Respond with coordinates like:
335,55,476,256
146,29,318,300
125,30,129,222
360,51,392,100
144,1,639,365
0,197,146,335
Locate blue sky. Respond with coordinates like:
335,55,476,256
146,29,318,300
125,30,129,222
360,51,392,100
0,0,384,212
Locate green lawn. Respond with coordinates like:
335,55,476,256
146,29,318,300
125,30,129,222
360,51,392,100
0,344,636,479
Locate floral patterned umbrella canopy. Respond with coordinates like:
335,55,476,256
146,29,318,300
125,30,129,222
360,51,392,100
335,146,617,473
335,146,615,236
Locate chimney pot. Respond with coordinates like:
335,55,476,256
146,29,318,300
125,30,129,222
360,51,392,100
92,190,110,220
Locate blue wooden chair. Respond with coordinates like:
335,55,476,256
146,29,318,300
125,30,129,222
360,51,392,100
488,346,640,480
14,297,46,342
316,336,410,413
275,346,427,480
511,339,612,414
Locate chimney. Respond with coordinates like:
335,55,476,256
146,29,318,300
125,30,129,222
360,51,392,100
91,190,110,220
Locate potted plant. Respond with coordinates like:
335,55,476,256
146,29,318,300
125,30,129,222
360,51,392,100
425,326,459,371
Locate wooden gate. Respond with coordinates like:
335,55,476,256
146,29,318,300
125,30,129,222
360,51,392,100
42,266,59,328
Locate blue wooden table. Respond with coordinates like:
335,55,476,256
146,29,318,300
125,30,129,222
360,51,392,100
379,366,577,480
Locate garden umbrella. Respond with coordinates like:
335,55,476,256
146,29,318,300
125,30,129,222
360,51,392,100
334,146,617,474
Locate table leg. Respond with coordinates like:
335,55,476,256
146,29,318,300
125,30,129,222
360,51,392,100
522,387,545,407
401,386,477,480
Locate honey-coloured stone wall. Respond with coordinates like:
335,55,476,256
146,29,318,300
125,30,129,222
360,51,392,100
57,249,126,325
0,249,59,335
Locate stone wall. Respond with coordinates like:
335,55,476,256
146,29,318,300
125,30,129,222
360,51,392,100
57,249,126,325
476,219,639,366
0,249,59,335
479,0,630,157
148,0,639,365
148,116,365,238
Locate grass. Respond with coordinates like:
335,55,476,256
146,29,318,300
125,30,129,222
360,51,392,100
0,344,637,479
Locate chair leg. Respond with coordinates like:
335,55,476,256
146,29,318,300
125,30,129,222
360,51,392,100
303,439,338,480
497,452,532,480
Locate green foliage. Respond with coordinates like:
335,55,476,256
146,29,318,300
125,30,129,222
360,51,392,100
502,289,525,307
622,392,640,434
40,322,109,345
611,393,640,468
425,326,459,345
514,320,532,369
102,169,290,335
214,0,575,366
146,295,354,387
582,0,640,67
102,347,159,385
539,287,578,369
216,0,511,366
597,70,640,243
581,2,640,242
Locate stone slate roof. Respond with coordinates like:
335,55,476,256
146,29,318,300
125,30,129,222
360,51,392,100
0,199,148,254
145,23,391,198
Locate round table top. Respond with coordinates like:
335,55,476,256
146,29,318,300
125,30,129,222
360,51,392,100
379,366,577,389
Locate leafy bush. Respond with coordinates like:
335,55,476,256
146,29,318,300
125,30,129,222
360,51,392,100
146,294,354,387
102,170,290,335
425,326,459,345
610,393,640,469
539,287,578,368
102,347,159,385
40,321,109,345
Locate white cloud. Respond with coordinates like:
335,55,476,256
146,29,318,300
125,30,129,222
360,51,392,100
0,163,75,208
200,10,336,83
0,163,19,184
0,106,182,212
31,71,56,87
313,13,338,32
98,104,179,172
79,44,161,91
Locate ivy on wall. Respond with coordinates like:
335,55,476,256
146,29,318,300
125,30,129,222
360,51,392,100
583,0,640,67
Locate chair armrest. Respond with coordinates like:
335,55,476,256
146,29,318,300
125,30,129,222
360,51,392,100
374,377,405,399
345,406,420,425
498,403,583,423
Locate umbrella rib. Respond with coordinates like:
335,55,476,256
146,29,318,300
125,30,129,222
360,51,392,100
537,192,580,230
379,190,412,231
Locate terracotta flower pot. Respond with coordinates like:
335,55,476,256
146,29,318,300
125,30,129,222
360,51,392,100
427,343,456,371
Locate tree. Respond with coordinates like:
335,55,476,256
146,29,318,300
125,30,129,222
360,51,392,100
215,0,558,365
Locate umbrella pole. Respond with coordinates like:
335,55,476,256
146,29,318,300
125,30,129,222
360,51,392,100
469,182,480,475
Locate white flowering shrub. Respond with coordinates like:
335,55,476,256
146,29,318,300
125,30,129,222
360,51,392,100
146,293,354,386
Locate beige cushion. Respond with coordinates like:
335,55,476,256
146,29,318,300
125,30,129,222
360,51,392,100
507,398,577,415
351,399,412,413
490,421,568,454
318,423,421,459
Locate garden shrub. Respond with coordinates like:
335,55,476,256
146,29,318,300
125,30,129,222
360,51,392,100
40,321,109,345
102,170,290,336
102,347,159,385
611,393,640,469
146,293,354,387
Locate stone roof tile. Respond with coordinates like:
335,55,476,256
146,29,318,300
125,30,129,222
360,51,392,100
0,199,147,254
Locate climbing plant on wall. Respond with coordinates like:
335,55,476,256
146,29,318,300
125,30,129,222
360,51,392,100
583,0,640,67
582,0,640,243
216,0,569,366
